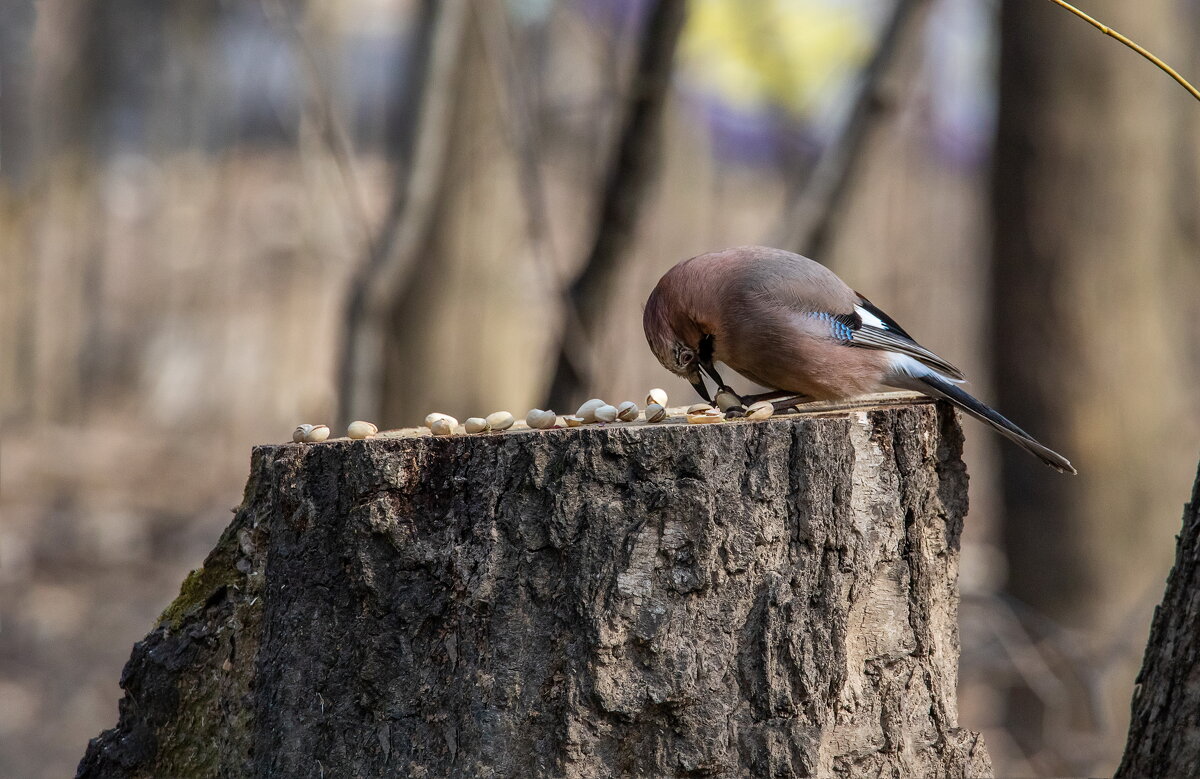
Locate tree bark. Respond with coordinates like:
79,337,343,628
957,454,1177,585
77,397,990,778
1117,458,1200,777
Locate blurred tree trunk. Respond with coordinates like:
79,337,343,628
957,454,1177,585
378,4,547,427
21,0,174,424
992,0,1200,768
0,0,37,422
338,0,459,427
545,0,686,410
0,0,36,185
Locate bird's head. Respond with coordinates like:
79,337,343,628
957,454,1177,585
643,280,710,401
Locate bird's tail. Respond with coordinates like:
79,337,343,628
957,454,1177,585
889,372,1076,474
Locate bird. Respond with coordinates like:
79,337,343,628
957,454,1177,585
642,245,1075,474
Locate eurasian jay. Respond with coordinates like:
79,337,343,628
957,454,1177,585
643,246,1075,474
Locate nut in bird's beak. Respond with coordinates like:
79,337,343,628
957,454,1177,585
688,370,711,403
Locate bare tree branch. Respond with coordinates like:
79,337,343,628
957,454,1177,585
335,0,468,426
474,2,593,387
263,0,376,256
773,0,933,258
545,0,688,410
1047,0,1200,103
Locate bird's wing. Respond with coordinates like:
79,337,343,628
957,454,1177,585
739,256,966,381
844,295,966,381
791,293,966,381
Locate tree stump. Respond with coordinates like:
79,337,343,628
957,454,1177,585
77,396,991,778
1118,460,1200,777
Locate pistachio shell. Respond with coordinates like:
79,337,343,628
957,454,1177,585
526,409,557,429
303,424,331,442
424,412,457,429
686,410,723,425
644,403,667,423
292,424,314,443
687,403,714,414
430,418,455,436
646,388,668,407
594,404,619,423
576,398,606,422
745,401,774,420
564,415,585,427
347,420,378,439
485,411,515,431
714,390,742,412
616,401,639,422
464,417,490,434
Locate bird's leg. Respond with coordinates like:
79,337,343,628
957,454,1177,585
770,396,808,413
700,360,746,412
696,335,807,416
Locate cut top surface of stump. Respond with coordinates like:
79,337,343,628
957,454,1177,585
78,395,989,779
317,391,938,443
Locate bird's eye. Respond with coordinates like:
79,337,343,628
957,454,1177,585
678,347,695,365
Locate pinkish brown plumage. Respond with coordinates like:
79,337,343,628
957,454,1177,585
644,246,1075,473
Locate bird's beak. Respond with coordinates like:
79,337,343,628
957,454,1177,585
688,370,711,402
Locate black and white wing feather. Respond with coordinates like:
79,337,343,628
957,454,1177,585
843,295,966,381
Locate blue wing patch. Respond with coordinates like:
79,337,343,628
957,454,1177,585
808,312,857,342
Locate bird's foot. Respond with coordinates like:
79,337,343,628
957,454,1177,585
769,396,807,413
715,388,810,418
736,390,810,414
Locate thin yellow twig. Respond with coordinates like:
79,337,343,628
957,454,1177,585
1047,0,1200,103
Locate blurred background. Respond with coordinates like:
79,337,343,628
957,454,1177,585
2,0,1198,775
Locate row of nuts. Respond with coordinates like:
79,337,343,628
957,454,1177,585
293,420,379,443
294,387,778,446
299,388,778,445
425,389,674,437
420,410,517,436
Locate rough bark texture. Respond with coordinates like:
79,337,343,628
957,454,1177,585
1118,459,1200,777
77,398,990,778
